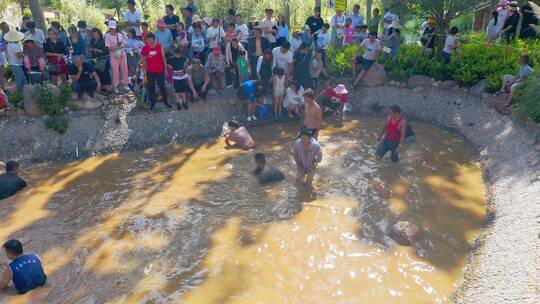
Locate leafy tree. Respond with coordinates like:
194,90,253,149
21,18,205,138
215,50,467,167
404,0,484,30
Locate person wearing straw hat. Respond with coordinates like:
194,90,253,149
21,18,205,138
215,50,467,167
383,20,401,63
248,16,259,33
4,30,26,92
187,15,204,35
500,1,521,44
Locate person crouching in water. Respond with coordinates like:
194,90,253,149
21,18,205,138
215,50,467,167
224,120,256,150
253,153,285,185
0,239,47,294
376,105,407,162
293,128,323,186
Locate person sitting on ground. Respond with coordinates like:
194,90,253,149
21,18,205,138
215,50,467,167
352,31,381,87
68,55,101,100
253,153,285,185
0,161,27,200
22,36,48,83
303,89,323,140
319,82,348,119
187,58,211,101
499,55,533,107
0,239,47,294
224,120,256,150
205,46,227,92
377,105,407,163
238,79,265,122
293,128,323,186
284,81,305,118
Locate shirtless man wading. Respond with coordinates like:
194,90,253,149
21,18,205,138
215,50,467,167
302,89,323,140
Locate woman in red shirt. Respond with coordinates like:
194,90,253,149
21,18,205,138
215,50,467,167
141,32,172,110
320,81,348,118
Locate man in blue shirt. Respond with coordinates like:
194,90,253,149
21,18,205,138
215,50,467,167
348,4,365,27
0,239,47,294
238,79,265,122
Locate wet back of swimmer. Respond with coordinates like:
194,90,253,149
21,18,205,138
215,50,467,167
0,161,27,200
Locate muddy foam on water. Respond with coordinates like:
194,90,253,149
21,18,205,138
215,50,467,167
0,118,485,304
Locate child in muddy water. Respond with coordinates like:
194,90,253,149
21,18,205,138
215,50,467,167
0,239,47,294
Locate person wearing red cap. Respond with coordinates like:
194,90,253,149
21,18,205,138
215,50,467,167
154,19,174,55
205,46,226,91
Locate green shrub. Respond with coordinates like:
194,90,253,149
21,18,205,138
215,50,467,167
8,91,24,109
37,84,68,115
514,74,540,123
326,44,361,77
326,34,539,92
44,116,69,135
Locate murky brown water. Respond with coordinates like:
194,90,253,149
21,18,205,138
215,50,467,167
0,118,485,304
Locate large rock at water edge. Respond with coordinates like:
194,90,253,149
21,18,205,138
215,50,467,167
73,95,103,110
361,63,386,87
23,84,60,117
469,79,489,97
440,80,459,90
390,221,423,246
407,75,431,87
494,93,512,115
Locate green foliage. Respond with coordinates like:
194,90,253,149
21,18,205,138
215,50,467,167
37,84,66,115
35,84,71,134
326,44,362,77
50,0,107,31
514,73,540,123
325,35,540,93
44,116,69,135
8,91,24,109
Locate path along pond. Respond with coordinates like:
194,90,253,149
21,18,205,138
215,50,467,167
0,118,486,304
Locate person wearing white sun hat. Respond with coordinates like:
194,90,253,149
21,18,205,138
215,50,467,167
4,30,26,92
105,20,130,93
383,19,402,63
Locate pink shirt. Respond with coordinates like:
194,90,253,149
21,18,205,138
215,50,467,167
227,126,256,150
343,26,355,45
105,32,126,52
